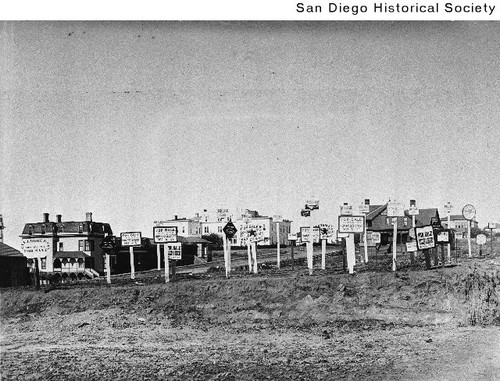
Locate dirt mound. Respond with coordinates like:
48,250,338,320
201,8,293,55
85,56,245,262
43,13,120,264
2,256,499,329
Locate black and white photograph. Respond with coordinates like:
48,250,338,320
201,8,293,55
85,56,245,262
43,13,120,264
1,5,500,380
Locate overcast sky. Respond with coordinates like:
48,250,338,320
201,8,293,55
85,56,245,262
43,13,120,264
1,21,499,248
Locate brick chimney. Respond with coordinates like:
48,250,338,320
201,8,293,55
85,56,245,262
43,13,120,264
43,213,49,223
56,214,62,223
86,212,93,222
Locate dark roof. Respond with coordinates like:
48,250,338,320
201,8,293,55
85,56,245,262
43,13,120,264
54,251,87,259
21,220,112,236
365,205,386,221
0,242,23,257
414,208,440,227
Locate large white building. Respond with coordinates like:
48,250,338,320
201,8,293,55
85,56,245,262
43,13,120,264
156,208,292,246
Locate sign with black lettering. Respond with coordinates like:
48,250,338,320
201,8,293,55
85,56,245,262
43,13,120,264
223,221,237,239
415,225,435,250
338,215,365,233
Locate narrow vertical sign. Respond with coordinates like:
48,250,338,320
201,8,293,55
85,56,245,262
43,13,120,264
121,232,142,280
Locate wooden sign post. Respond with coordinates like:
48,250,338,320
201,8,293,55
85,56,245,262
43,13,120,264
304,199,320,276
387,200,404,272
444,202,453,262
121,232,142,280
338,205,364,275
462,204,476,258
99,236,115,285
157,244,161,270
408,199,419,266
274,215,283,269
359,199,370,263
288,233,297,270
153,226,178,283
223,221,237,278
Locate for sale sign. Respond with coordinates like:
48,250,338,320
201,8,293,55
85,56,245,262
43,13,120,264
121,232,142,247
338,215,365,234
153,226,178,243
415,226,435,250
21,238,53,258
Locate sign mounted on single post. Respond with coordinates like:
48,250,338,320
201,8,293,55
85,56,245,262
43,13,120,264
288,233,298,241
153,226,178,243
166,243,182,260
436,229,451,244
99,236,116,254
120,232,142,247
476,234,487,245
273,215,283,223
387,200,405,217
415,226,435,250
371,232,381,244
305,200,319,210
223,221,238,239
338,216,365,234
462,204,476,220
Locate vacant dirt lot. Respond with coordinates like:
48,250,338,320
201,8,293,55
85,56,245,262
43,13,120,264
1,252,499,380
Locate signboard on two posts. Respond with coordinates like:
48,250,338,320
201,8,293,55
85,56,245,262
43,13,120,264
153,226,178,243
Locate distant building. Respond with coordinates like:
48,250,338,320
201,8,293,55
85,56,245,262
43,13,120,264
441,215,479,239
20,212,112,276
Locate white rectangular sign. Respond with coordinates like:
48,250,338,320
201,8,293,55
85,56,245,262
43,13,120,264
359,204,370,214
406,240,418,252
21,238,53,258
340,205,353,215
153,226,178,243
273,215,283,223
408,207,419,216
371,232,381,244
415,226,435,250
387,201,405,217
300,227,320,243
338,216,365,233
121,232,142,247
287,233,298,241
166,243,182,260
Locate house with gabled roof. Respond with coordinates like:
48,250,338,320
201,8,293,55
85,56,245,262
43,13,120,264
364,203,442,246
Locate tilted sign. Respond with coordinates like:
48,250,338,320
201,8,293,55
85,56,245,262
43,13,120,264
415,226,435,250
21,238,52,258
338,215,365,234
305,200,319,210
121,232,142,247
153,226,178,243
166,243,182,260
301,209,311,217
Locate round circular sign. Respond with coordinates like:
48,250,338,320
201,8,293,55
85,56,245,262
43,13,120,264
462,204,476,220
476,234,487,245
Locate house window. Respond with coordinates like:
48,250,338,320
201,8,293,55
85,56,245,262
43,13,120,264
85,240,94,251
204,226,209,234
59,242,64,251
78,240,84,251
182,227,185,234
41,224,46,234
40,258,46,270
28,225,34,235
218,226,222,233
78,224,84,234
403,218,408,226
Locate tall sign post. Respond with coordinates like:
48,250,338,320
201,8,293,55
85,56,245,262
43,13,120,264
273,215,283,269
153,226,178,283
99,236,116,285
408,199,419,266
476,234,486,256
288,233,298,270
121,232,142,280
304,199,319,275
223,221,237,278
319,224,334,270
387,200,404,272
488,222,496,254
444,202,453,262
338,206,365,275
462,204,476,258
359,199,370,263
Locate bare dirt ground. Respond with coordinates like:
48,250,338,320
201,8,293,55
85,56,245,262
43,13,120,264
1,249,499,380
